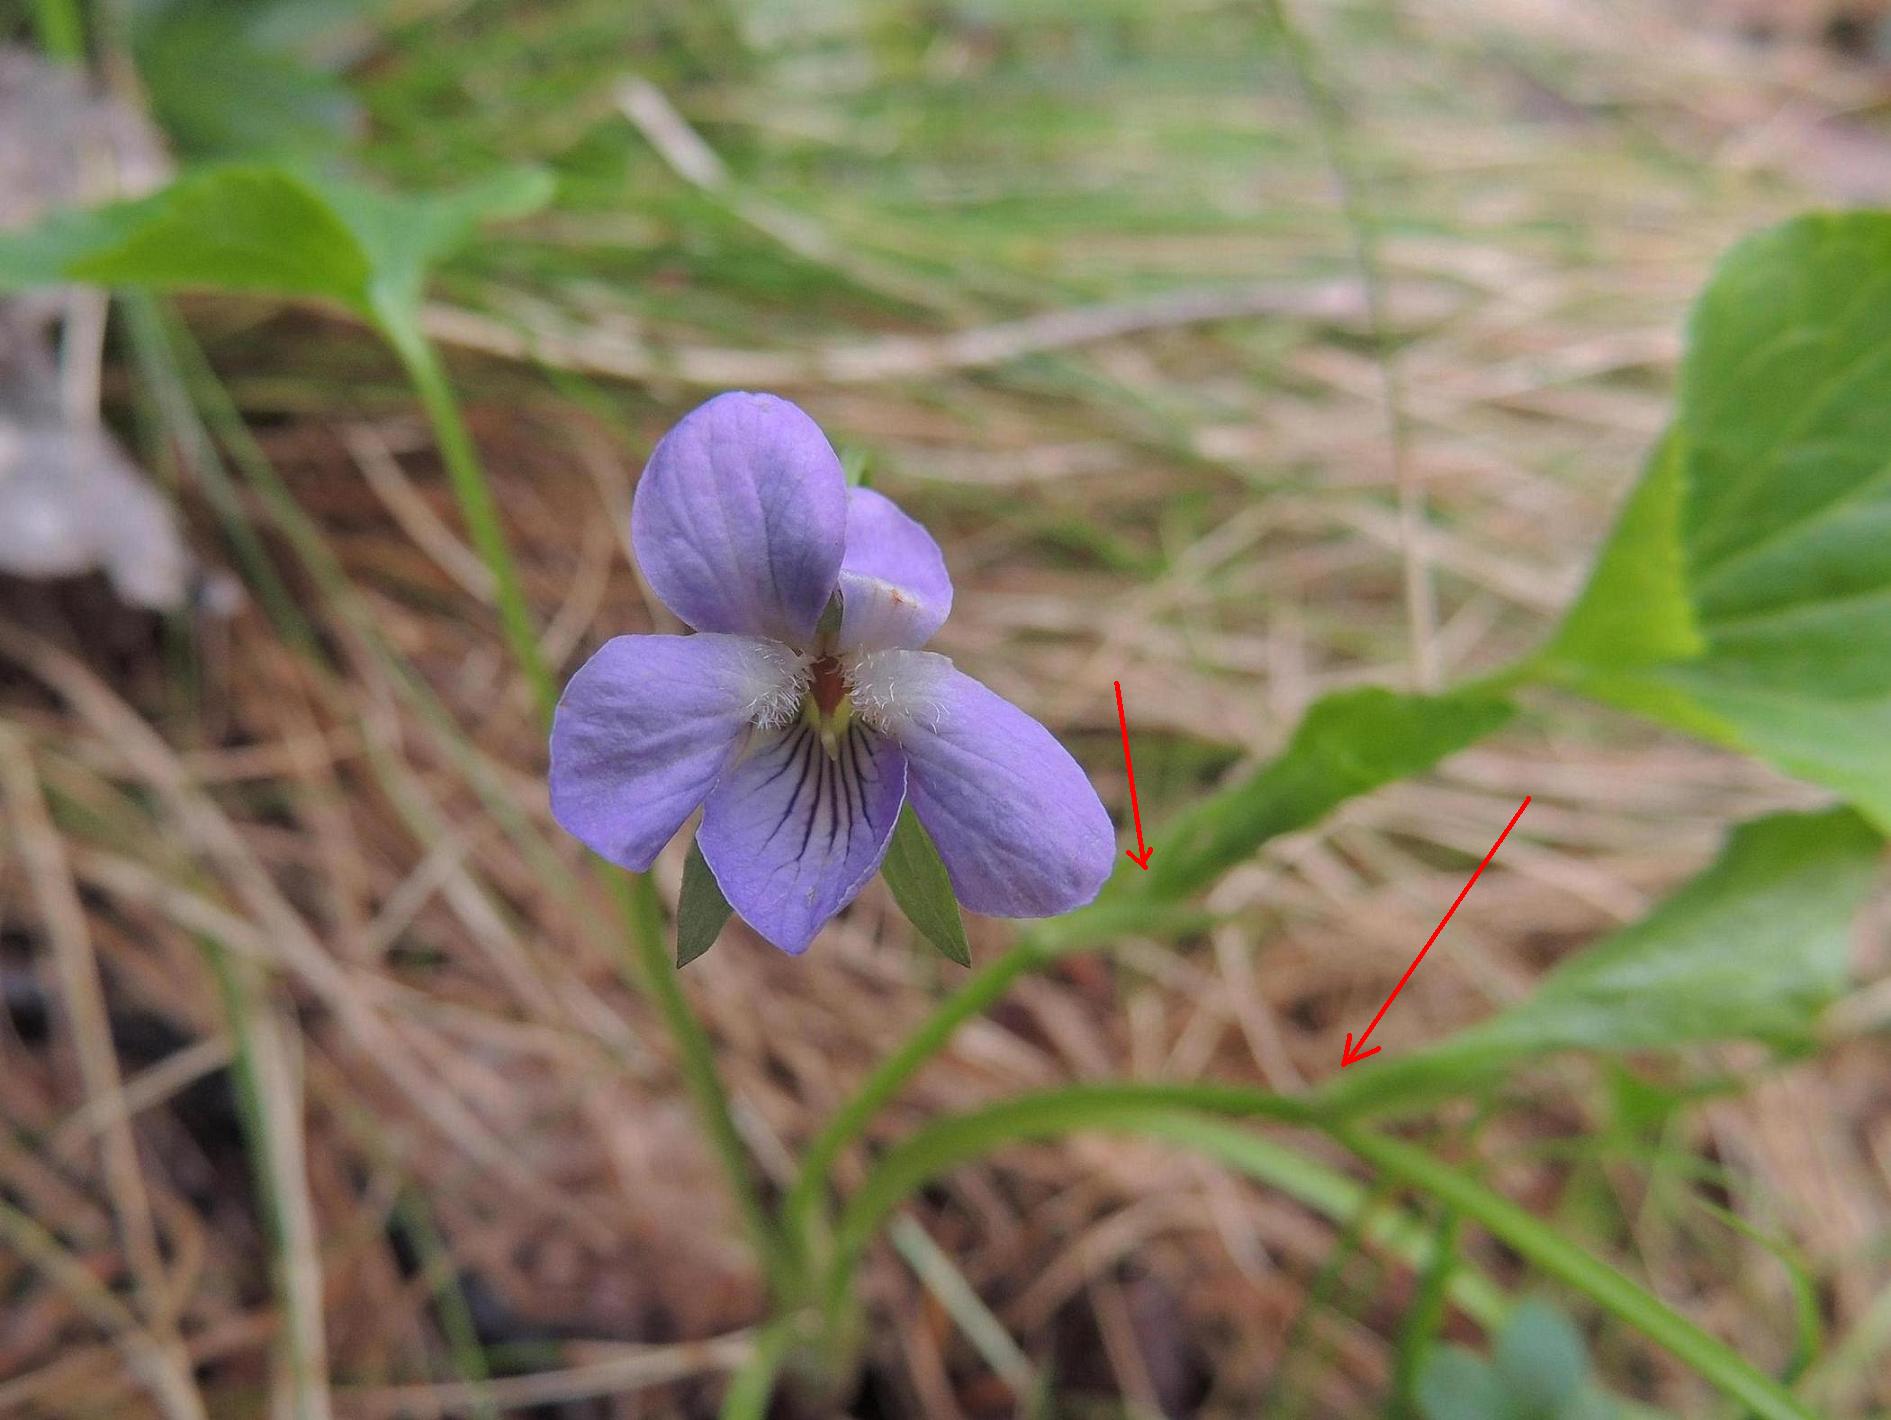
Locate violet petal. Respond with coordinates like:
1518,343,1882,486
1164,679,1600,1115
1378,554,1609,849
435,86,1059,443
549,633,800,871
698,722,907,954
837,486,953,651
896,661,1116,916
631,392,847,644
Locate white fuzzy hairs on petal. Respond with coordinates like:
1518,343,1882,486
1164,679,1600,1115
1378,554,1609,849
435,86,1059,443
729,637,810,729
845,648,953,736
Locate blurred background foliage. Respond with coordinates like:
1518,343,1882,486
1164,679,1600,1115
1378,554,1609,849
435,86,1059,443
3,0,1891,1416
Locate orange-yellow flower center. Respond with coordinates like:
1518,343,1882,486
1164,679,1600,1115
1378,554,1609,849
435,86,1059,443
809,654,849,716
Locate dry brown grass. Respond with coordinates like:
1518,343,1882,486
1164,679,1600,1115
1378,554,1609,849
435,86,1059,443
4,1,1891,1416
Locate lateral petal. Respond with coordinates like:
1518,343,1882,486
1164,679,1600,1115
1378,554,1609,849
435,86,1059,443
895,663,1116,917
549,633,802,871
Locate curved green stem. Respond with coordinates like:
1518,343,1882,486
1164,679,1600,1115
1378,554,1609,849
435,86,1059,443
611,870,794,1298
783,935,1050,1252
780,898,1214,1258
823,1085,1314,1303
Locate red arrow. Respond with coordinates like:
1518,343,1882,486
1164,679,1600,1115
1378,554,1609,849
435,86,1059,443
1341,794,1531,1068
1113,681,1153,869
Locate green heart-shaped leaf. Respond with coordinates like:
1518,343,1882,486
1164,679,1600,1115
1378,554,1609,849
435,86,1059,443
1418,1301,1617,1420
0,161,553,337
1551,214,1891,828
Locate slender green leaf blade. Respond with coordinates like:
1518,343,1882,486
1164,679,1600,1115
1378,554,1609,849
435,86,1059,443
882,804,971,965
676,837,732,968
830,1085,1816,1420
1343,1126,1819,1420
1144,687,1515,900
1320,806,1884,1117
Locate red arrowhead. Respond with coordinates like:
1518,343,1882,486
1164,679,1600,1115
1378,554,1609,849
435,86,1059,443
1114,682,1156,872
1340,1031,1382,1069
1336,796,1531,1073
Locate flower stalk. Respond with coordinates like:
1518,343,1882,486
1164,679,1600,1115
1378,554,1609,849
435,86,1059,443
387,331,795,1305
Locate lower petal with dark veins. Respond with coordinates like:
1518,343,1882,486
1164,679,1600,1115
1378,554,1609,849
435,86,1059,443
697,721,908,954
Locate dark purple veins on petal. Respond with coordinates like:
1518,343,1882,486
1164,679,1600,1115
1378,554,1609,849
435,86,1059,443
768,726,821,842
696,720,909,956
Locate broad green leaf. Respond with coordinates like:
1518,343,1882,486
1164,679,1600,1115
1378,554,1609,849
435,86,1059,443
318,167,554,329
676,837,733,968
66,168,372,305
1320,807,1883,1118
1549,431,1703,671
0,162,552,334
1494,1300,1589,1416
1418,1302,1614,1420
1142,687,1515,900
881,804,971,965
1550,214,1891,828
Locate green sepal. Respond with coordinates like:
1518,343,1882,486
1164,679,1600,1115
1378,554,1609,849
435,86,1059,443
676,836,733,968
881,804,971,966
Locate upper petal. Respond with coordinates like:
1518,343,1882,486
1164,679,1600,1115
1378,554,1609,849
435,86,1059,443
631,392,847,643
837,486,953,651
698,722,907,955
549,633,803,871
891,658,1116,917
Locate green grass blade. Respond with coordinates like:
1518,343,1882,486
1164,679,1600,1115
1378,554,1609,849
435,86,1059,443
780,897,1217,1257
1338,1128,1819,1420
820,1085,1819,1420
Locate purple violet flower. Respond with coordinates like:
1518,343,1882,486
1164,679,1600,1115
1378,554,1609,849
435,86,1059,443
549,391,1116,955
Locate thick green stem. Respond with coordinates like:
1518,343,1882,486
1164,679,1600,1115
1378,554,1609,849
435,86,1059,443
382,322,789,1300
